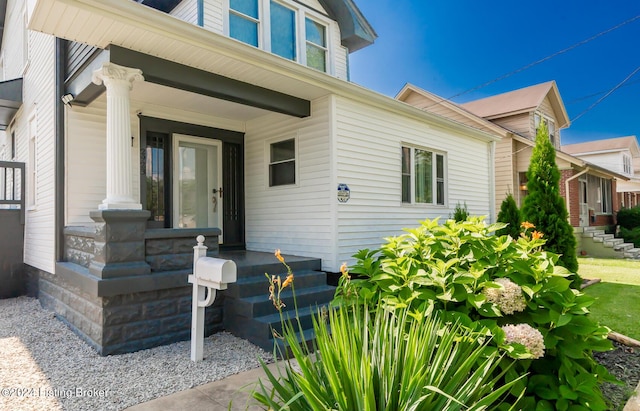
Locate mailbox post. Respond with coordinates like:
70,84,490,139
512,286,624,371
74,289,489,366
188,235,237,362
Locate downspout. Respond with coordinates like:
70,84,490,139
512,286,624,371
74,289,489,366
55,38,65,262
565,167,589,224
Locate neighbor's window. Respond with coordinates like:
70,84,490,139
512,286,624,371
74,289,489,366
269,138,295,186
229,0,260,47
534,112,556,146
305,17,327,71
623,154,632,174
270,1,296,60
401,146,445,205
599,178,612,214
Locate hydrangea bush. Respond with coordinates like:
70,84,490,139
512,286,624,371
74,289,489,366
337,217,616,410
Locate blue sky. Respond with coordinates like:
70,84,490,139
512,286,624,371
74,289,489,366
348,1,640,145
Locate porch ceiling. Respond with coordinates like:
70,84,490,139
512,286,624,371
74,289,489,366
29,0,333,102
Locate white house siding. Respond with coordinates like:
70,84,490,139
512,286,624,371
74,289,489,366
334,96,493,269
3,0,26,79
170,0,197,25
574,152,624,176
19,30,56,273
244,96,334,268
495,136,515,210
66,92,245,225
203,0,224,33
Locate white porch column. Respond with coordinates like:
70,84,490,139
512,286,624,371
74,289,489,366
92,62,144,210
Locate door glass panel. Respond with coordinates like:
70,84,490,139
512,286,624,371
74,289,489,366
145,133,166,224
174,136,221,231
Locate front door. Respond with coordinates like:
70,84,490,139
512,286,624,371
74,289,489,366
579,178,589,227
173,134,223,238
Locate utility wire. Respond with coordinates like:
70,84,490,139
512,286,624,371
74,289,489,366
571,65,640,123
422,14,640,109
565,78,640,105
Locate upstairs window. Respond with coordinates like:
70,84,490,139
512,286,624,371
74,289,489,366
227,0,330,73
229,0,260,47
270,1,296,60
623,154,632,174
269,138,296,186
534,113,556,146
305,18,327,71
401,146,446,205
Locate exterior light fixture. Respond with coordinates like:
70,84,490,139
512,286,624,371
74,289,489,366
61,93,74,106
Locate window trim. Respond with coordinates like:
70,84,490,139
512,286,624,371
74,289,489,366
533,112,557,147
401,144,447,206
225,0,333,74
267,135,298,188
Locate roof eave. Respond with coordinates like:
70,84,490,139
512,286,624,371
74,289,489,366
317,0,377,52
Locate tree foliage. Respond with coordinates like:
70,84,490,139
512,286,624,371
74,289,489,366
496,194,522,239
521,122,579,280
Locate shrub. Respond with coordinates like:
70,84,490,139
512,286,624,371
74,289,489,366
619,226,640,247
253,302,524,410
342,218,616,410
521,121,579,279
452,201,469,222
496,194,522,239
616,206,640,229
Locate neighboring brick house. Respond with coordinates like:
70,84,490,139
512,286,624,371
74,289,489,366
398,81,627,228
563,136,640,210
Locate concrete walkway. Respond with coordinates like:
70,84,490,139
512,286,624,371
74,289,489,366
125,363,279,411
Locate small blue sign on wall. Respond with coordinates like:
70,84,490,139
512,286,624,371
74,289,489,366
337,183,350,203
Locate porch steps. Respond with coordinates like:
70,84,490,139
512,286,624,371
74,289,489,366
581,227,640,259
220,251,335,352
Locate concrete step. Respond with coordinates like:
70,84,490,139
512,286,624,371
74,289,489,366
582,229,605,238
604,238,625,248
593,234,614,243
229,285,336,319
614,243,635,252
624,248,640,259
226,269,328,298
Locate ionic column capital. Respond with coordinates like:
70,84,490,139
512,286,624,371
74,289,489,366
92,62,144,89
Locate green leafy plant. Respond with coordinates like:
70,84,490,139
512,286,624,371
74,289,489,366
253,301,524,410
343,217,617,410
521,121,579,279
452,201,469,222
496,193,522,239
616,206,640,229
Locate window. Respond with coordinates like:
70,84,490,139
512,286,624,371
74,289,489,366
599,178,612,214
269,138,295,186
270,1,296,60
623,154,632,175
10,130,15,159
227,0,330,73
534,112,556,146
305,17,327,71
401,146,445,205
229,0,260,47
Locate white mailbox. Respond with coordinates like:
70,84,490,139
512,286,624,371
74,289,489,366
194,257,236,290
189,235,237,362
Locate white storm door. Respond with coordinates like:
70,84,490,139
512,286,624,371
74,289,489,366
173,134,223,236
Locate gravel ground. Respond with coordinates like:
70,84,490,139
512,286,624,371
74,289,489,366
0,297,272,411
595,341,640,410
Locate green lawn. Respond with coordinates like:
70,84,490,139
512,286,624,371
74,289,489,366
578,258,640,341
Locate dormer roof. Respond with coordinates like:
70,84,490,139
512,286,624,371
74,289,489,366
318,0,377,52
460,81,570,128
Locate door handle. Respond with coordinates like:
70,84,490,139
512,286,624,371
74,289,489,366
212,187,223,197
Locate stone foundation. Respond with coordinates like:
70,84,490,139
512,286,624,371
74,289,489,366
37,209,225,355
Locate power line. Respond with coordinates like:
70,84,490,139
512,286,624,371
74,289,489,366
565,78,640,105
571,65,640,123
422,14,640,109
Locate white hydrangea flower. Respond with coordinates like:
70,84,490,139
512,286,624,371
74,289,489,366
502,323,545,359
483,277,527,315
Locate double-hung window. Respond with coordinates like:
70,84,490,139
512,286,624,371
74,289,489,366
270,1,296,60
229,0,260,47
269,138,296,186
401,146,445,205
534,113,556,147
305,17,327,71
